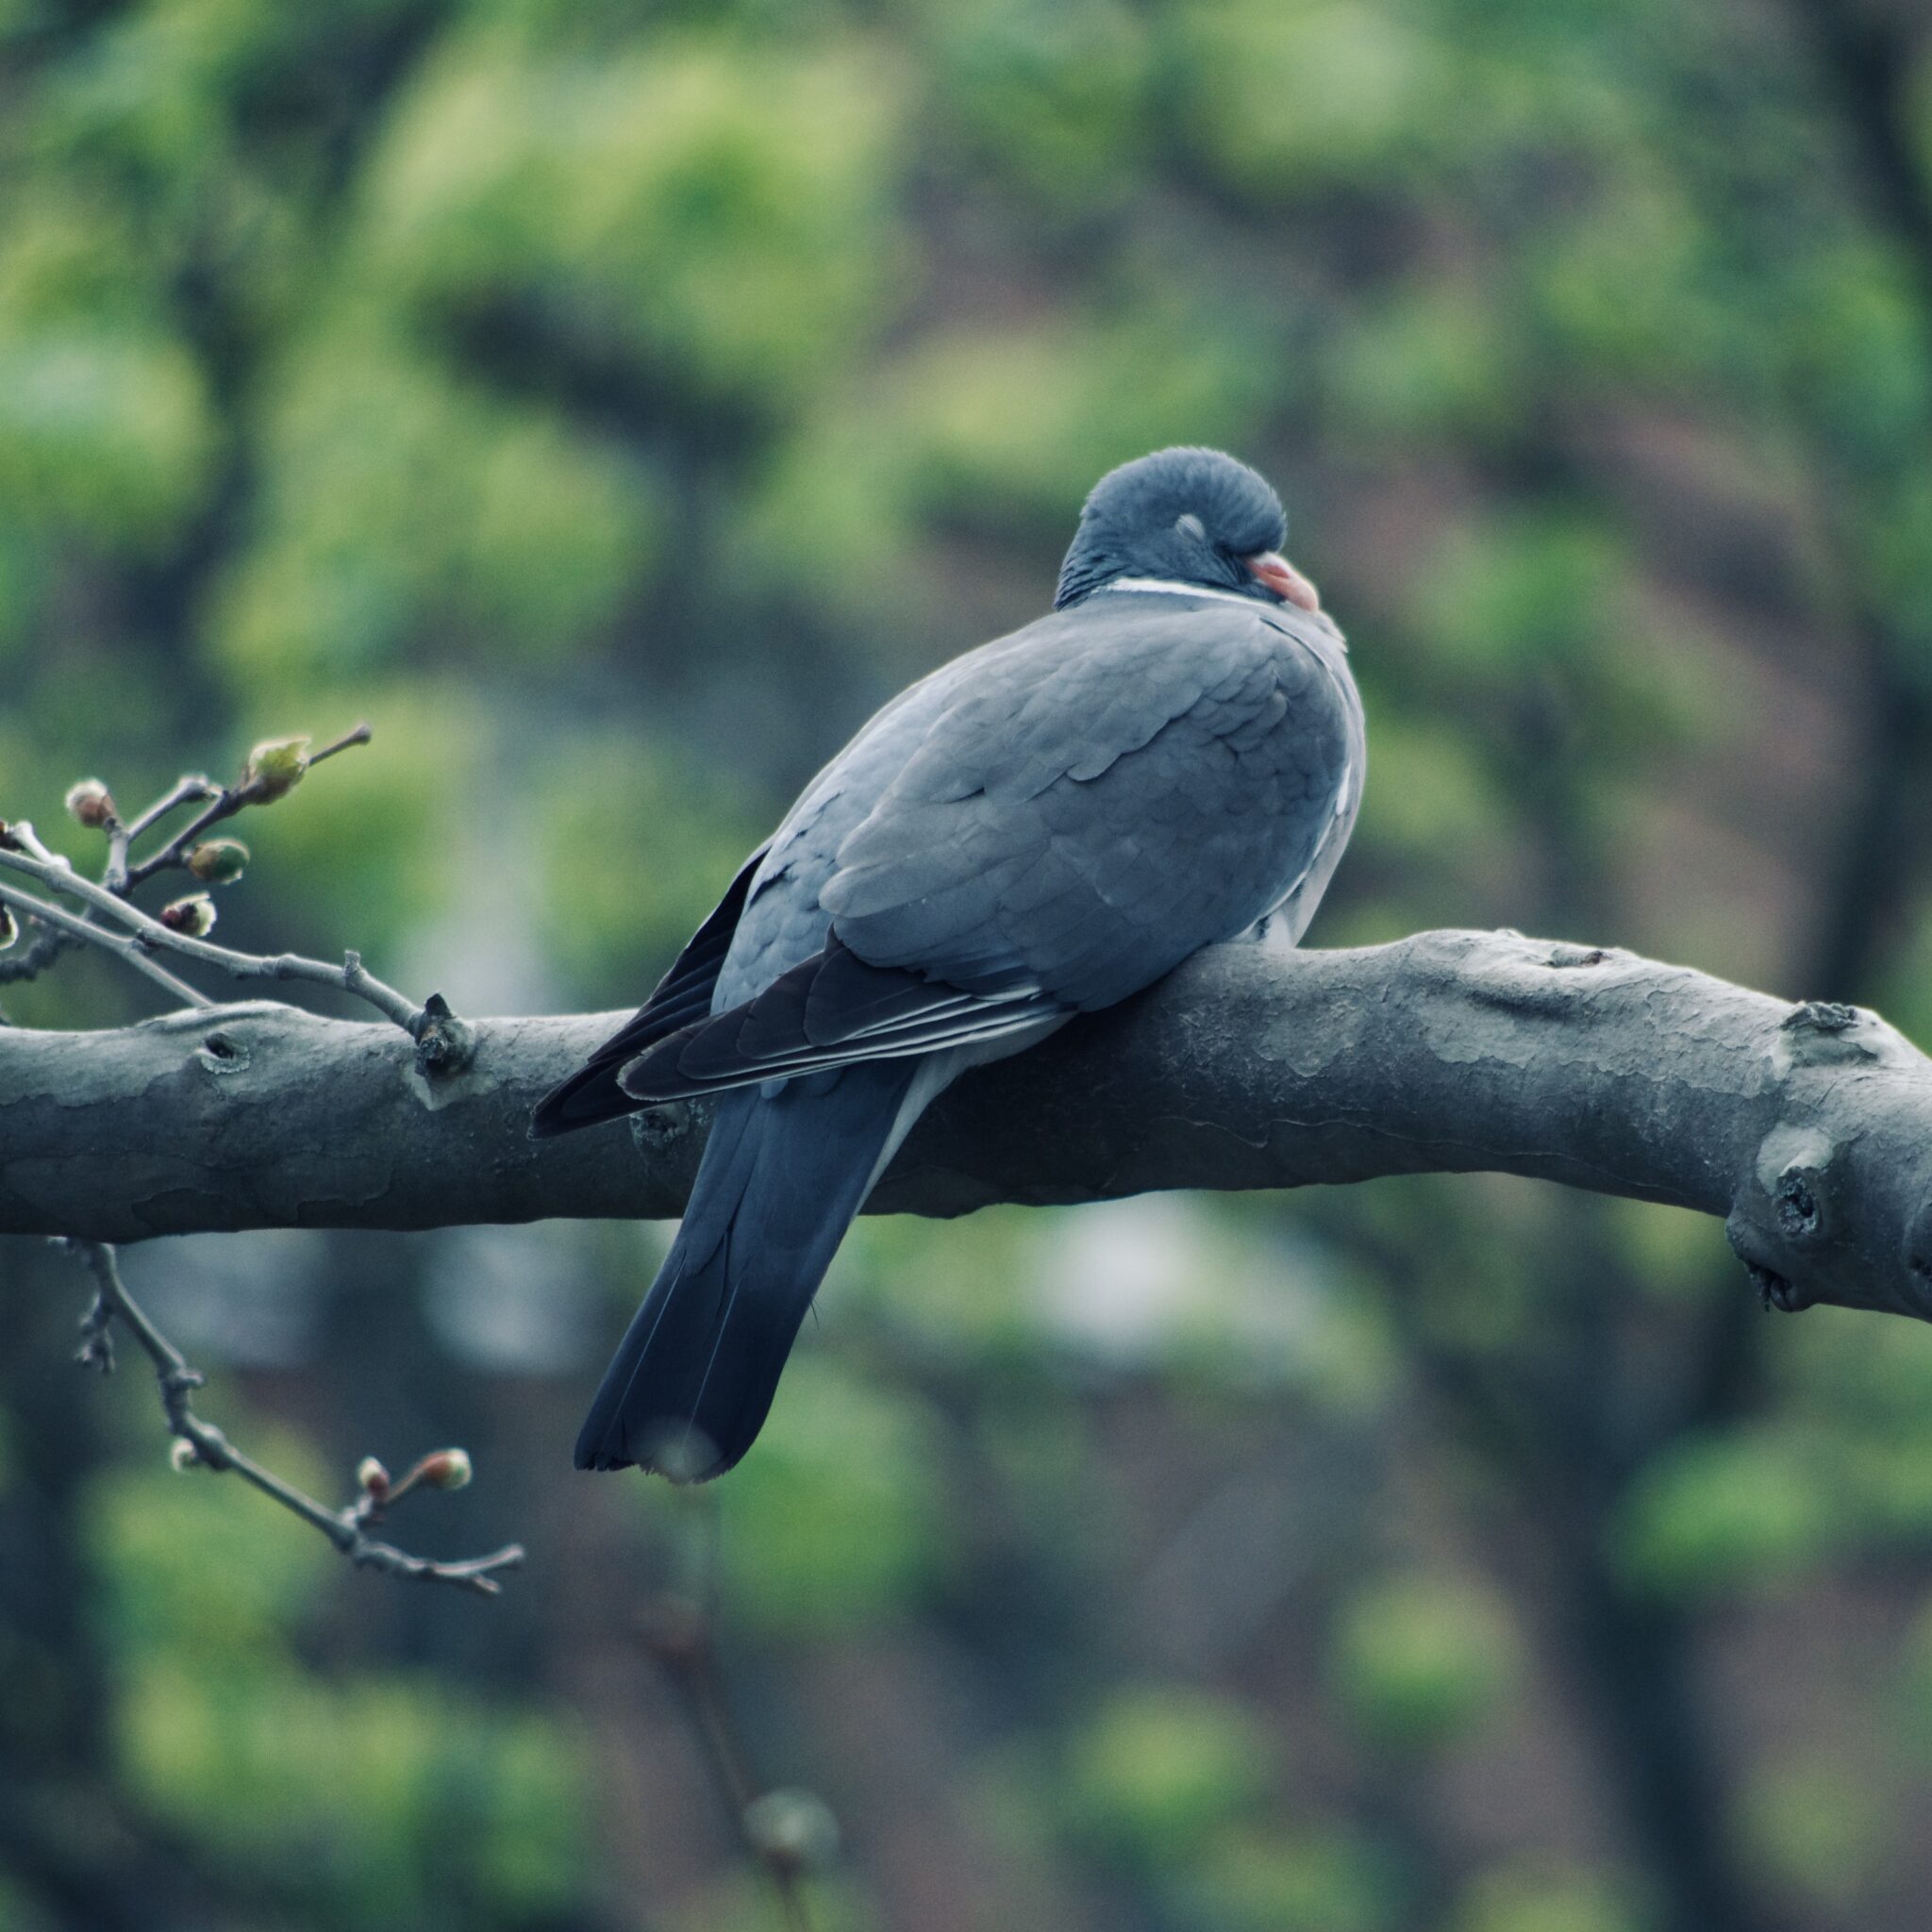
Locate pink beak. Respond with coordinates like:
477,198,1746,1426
1244,551,1321,611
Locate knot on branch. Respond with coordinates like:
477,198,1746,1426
411,991,475,1077
1774,1164,1826,1242
1545,942,1611,969
195,1027,251,1075
1447,928,1633,1020
630,1100,694,1152
1777,1000,1892,1069
1724,1051,1932,1323
1726,1130,1839,1317
1902,1200,1932,1302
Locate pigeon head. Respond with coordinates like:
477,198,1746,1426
1054,447,1320,612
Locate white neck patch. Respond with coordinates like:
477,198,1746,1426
1099,576,1260,609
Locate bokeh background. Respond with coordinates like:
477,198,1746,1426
7,1,1932,1927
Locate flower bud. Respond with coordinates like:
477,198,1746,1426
159,893,217,938
0,904,14,952
417,1448,473,1491
357,1456,391,1498
65,779,117,828
185,838,250,884
242,737,309,802
742,1790,840,1874
170,1439,200,1472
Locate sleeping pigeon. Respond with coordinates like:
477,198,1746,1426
533,446,1364,1478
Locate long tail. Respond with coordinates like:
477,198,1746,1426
575,1060,922,1478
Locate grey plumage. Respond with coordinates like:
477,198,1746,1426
534,447,1365,1478
568,1064,919,1479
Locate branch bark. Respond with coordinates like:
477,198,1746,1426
6,929,1932,1327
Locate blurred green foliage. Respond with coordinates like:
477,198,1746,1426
1610,1428,1839,1602
712,1355,954,1637
212,321,665,680
1733,1756,1893,1915
1328,1572,1519,1753
1184,1825,1397,1932
6,0,1932,1928
1064,1685,1274,1865
1453,1862,1647,1932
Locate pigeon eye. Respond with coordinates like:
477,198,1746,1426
1174,513,1207,542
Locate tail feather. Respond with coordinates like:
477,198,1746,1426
575,1061,920,1478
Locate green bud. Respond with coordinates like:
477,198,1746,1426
64,779,117,828
186,838,250,884
243,737,310,802
418,1447,473,1491
159,893,217,938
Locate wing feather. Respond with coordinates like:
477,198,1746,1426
613,936,1063,1102
530,841,771,1136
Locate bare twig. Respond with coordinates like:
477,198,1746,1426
0,876,213,1010
0,920,74,987
124,723,372,890
640,1508,825,1931
0,726,475,1066
0,837,423,1032
63,1239,524,1596
123,774,223,846
637,1491,834,1932
304,723,375,772
107,774,220,891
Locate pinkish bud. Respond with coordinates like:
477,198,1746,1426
186,839,250,884
65,779,117,829
242,737,309,802
159,893,217,938
357,1456,391,1498
417,1448,473,1491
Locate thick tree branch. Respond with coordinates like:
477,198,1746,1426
5,930,1932,1327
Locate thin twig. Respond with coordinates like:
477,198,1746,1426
5,794,213,1009
125,723,371,889
0,837,422,1032
0,725,434,1042
0,920,74,986
306,723,375,771
63,1239,524,1597
0,877,213,1009
108,774,221,891
640,1510,822,1932
123,774,222,845
5,819,61,868
103,820,129,893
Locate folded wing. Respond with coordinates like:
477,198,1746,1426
614,601,1359,1105
530,841,770,1135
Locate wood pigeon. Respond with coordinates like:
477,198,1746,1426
533,447,1364,1477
